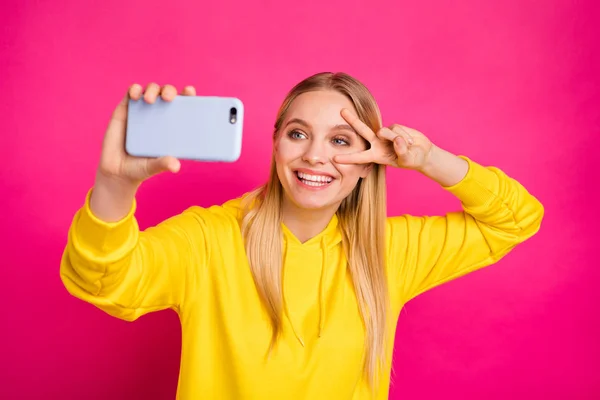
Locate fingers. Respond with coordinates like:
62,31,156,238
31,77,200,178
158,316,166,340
182,85,197,96
393,136,409,156
144,156,181,177
160,156,181,173
160,84,178,101
105,83,142,146
114,83,142,118
143,82,161,103
139,82,196,104
341,109,376,142
379,125,413,156
375,127,397,142
373,125,413,157
112,84,140,124
334,150,374,165
390,124,415,146
128,84,143,101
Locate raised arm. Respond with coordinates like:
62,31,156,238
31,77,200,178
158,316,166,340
334,110,544,303
60,82,206,320
386,152,543,302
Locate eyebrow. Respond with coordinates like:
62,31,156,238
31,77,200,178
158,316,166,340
332,124,356,134
284,118,311,129
284,118,358,136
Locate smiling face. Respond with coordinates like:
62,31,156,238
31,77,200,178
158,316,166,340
274,90,372,215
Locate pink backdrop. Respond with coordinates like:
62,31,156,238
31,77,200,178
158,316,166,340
2,0,598,399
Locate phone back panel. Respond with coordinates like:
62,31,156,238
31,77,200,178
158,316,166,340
125,95,244,162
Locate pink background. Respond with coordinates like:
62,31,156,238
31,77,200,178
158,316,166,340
1,0,598,399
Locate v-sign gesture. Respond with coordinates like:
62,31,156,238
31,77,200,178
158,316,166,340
334,108,434,171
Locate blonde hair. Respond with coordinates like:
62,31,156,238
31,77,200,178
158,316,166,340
241,72,390,388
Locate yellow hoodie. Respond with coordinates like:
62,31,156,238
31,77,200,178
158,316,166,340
60,157,544,399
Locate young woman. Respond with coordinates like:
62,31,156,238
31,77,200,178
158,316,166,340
60,72,544,399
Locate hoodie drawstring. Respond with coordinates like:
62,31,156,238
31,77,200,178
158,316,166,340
318,237,327,338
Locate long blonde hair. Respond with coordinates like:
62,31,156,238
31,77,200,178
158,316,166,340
241,72,389,387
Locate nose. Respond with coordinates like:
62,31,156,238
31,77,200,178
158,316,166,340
302,140,328,165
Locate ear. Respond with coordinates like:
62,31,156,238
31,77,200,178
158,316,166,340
359,162,374,178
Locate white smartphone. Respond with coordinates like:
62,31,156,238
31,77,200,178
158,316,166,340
125,95,244,162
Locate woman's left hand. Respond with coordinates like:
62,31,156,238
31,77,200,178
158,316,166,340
335,108,434,170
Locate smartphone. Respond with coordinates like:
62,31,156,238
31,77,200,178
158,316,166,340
125,95,244,162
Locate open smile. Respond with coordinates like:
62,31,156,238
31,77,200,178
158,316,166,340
294,170,335,189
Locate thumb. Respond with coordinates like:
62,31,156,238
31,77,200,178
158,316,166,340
104,85,142,150
393,136,408,157
145,156,181,177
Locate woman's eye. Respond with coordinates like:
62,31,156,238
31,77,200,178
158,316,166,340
288,130,306,140
332,137,350,146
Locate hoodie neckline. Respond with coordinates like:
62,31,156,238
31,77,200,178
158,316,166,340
281,213,342,249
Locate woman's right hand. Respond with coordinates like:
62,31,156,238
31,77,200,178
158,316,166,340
90,83,196,222
97,82,197,187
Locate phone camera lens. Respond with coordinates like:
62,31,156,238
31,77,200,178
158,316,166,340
229,107,237,124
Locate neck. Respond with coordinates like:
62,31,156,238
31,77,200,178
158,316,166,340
281,198,338,243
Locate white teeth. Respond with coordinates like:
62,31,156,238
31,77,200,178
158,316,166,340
297,171,333,183
302,180,327,187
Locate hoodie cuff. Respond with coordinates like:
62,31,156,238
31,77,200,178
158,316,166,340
443,156,501,209
73,188,139,254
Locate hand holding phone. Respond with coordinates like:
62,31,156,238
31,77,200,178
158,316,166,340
97,83,193,186
91,83,193,222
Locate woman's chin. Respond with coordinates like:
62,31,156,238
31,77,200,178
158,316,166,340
287,192,341,213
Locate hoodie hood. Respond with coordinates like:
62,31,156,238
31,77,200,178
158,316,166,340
222,195,345,347
281,214,343,346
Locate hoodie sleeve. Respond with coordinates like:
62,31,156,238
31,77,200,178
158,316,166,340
60,189,208,321
386,156,544,303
